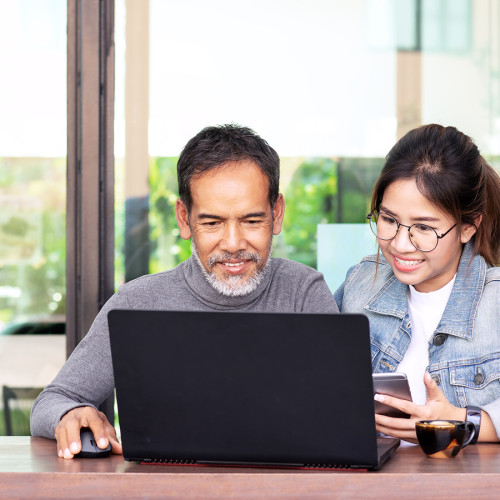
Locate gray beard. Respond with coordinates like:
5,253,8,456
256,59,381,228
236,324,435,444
192,242,271,297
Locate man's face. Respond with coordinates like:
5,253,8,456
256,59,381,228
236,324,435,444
175,160,284,296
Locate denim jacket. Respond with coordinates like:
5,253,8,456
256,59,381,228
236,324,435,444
334,242,500,439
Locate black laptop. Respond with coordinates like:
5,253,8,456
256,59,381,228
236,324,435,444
108,310,399,470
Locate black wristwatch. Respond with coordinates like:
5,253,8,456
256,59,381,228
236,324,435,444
465,406,481,444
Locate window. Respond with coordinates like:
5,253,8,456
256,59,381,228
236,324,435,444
0,0,67,435
114,0,500,289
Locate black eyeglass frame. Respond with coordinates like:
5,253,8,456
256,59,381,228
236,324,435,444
366,210,457,252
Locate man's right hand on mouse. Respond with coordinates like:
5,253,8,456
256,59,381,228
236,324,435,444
55,406,122,459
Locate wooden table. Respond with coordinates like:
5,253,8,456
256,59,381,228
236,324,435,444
1,437,500,499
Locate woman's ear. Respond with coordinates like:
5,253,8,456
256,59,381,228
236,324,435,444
460,214,482,244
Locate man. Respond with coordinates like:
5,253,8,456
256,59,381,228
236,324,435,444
30,124,339,458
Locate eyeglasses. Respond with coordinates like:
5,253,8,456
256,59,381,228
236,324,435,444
367,211,457,252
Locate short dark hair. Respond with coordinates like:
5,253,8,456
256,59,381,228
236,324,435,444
371,124,500,265
177,124,280,213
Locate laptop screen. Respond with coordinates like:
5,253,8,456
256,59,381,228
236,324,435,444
108,310,381,469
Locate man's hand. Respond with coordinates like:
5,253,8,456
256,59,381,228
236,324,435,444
374,372,466,443
55,406,122,459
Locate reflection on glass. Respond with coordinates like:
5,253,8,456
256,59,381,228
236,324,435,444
115,0,500,288
0,0,67,435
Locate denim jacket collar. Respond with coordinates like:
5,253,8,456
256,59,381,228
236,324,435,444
365,243,485,340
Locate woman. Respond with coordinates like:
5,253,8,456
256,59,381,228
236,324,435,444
335,124,500,443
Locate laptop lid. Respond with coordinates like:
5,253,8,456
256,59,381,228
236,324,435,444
108,310,396,469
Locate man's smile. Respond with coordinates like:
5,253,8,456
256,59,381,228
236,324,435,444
217,260,250,274
211,255,260,276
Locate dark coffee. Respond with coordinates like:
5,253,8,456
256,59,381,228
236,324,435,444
416,420,475,458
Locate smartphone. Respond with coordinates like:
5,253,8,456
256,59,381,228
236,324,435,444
373,372,413,419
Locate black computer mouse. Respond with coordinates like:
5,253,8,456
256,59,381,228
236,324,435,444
74,428,112,458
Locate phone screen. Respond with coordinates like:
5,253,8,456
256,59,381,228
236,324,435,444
373,372,412,419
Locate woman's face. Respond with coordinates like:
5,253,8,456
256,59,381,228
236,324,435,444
377,179,476,292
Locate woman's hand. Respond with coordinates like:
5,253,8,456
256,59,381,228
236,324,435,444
374,372,466,443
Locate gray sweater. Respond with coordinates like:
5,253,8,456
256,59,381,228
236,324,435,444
31,256,338,438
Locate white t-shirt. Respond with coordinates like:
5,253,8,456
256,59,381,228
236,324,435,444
397,276,456,405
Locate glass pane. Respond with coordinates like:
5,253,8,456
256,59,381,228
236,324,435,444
115,0,500,288
0,0,67,435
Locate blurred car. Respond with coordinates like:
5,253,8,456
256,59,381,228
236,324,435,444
0,316,65,335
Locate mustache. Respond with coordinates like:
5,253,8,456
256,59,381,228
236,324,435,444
207,251,262,268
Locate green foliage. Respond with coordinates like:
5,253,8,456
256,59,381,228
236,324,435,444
0,158,66,325
283,158,339,268
281,157,382,268
336,157,383,223
148,157,191,274
340,191,371,223
0,408,32,436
